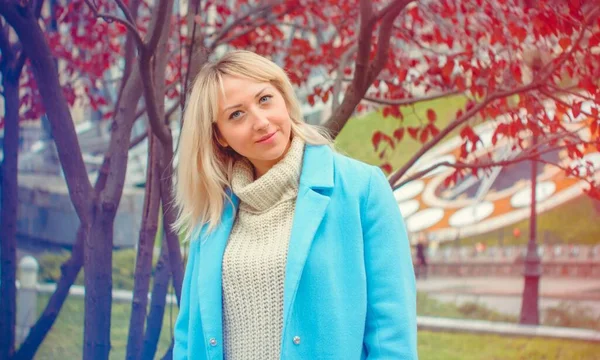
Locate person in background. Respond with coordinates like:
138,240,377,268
172,50,417,360
415,233,428,280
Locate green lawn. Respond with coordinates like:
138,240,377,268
418,331,600,360
28,292,600,359
34,294,176,360
335,95,467,170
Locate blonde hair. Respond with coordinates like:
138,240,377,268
173,50,333,241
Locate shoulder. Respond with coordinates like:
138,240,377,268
327,149,389,203
331,149,384,187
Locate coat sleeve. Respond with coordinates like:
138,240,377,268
173,240,198,360
362,166,418,359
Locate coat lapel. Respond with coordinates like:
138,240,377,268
282,144,334,330
197,194,239,343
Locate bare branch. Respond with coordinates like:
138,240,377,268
33,0,44,17
332,44,357,112
0,19,13,61
133,80,179,120
146,0,171,51
365,90,460,107
374,0,414,22
209,1,284,48
393,138,596,189
84,0,145,50
138,0,175,146
388,81,545,186
165,101,179,120
367,0,412,84
13,46,28,75
355,0,375,91
114,0,137,26
548,84,596,102
324,0,412,136
182,0,201,108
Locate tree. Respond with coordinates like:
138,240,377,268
3,0,600,357
0,0,40,355
0,0,168,358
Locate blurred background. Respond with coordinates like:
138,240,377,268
1,0,599,359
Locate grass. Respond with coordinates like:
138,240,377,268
34,294,177,360
417,292,517,323
29,292,600,359
38,248,152,291
418,331,600,360
418,292,600,331
335,95,467,170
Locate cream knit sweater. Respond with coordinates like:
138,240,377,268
222,136,304,360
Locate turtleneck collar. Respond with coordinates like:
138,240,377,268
231,136,305,213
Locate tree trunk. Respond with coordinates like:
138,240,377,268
126,135,162,360
0,2,94,221
0,61,21,360
140,238,172,360
158,142,184,302
13,153,112,360
83,208,116,359
126,2,173,355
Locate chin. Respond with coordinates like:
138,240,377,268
260,143,288,161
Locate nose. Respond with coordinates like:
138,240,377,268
251,109,270,131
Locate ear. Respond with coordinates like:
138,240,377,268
213,125,229,148
217,138,229,148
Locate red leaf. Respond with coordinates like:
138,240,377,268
393,128,405,142
455,76,467,91
372,131,394,151
426,109,437,122
372,131,383,150
322,91,329,103
427,123,440,138
307,94,315,106
380,163,393,175
407,127,420,140
511,65,522,83
572,102,582,118
590,32,600,47
419,126,429,144
442,60,454,80
559,37,571,50
591,120,598,136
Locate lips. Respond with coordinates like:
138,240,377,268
256,131,277,143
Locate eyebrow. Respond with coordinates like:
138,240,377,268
222,87,269,113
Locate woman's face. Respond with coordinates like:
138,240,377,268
215,75,292,177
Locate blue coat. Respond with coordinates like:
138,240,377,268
173,143,418,360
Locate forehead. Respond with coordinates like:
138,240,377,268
218,75,271,106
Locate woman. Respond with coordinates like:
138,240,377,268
173,50,417,360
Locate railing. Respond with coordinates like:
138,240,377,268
421,244,600,278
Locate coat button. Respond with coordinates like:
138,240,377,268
293,336,301,345
209,338,218,346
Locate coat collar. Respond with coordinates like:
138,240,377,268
195,143,334,348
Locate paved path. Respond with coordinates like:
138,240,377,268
417,276,600,318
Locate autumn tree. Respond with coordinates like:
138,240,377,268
2,0,600,358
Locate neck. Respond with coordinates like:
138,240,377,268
250,139,293,178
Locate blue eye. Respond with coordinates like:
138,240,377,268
229,110,242,120
259,95,273,104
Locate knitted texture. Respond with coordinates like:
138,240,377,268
222,136,305,360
